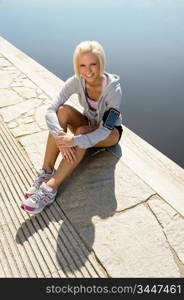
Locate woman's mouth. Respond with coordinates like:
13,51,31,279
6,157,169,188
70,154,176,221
86,73,93,78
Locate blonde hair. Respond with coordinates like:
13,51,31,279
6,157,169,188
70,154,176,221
73,40,106,77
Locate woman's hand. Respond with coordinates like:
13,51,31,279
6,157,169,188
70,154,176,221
59,146,77,162
55,131,75,147
54,131,77,162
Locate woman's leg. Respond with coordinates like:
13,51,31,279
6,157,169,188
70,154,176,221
41,105,88,190
46,124,88,191
46,147,86,191
42,133,60,171
42,105,88,172
46,125,120,191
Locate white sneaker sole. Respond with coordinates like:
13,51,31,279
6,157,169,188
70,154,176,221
20,198,55,215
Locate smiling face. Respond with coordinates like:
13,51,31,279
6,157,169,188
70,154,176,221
78,52,102,85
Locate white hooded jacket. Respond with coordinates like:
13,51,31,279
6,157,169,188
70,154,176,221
45,72,122,149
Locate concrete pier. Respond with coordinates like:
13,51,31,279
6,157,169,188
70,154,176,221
0,36,184,278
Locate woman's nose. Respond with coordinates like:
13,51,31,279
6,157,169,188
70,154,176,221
86,66,91,73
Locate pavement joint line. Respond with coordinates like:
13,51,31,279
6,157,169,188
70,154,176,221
146,200,184,274
113,193,158,215
147,203,184,277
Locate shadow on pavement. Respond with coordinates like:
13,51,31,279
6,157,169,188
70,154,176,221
56,145,122,274
16,145,122,277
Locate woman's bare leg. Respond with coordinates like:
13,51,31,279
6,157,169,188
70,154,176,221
42,105,88,171
46,122,88,191
42,133,60,171
46,124,120,191
41,105,88,186
46,147,86,191
41,103,120,191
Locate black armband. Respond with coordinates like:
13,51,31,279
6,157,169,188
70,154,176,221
103,108,120,130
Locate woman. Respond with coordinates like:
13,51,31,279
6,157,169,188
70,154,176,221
21,40,123,214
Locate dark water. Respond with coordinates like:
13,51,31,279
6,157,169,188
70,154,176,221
0,0,184,168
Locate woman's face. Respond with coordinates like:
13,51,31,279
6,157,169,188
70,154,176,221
78,52,101,84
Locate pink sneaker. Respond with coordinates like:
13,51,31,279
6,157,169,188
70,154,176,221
21,182,57,214
24,169,55,198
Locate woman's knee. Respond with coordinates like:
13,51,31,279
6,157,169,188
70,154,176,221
57,104,71,117
57,105,76,127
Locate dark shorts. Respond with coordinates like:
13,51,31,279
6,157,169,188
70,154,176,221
115,125,123,142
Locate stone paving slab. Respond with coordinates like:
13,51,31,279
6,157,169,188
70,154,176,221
0,89,23,107
0,36,184,278
82,203,180,278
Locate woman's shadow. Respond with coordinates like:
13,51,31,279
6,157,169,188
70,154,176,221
56,145,122,276
16,145,122,277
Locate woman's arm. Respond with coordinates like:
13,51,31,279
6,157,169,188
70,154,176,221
73,87,123,149
45,76,77,136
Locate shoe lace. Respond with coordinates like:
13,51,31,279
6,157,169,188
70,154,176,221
31,187,53,204
33,171,49,188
